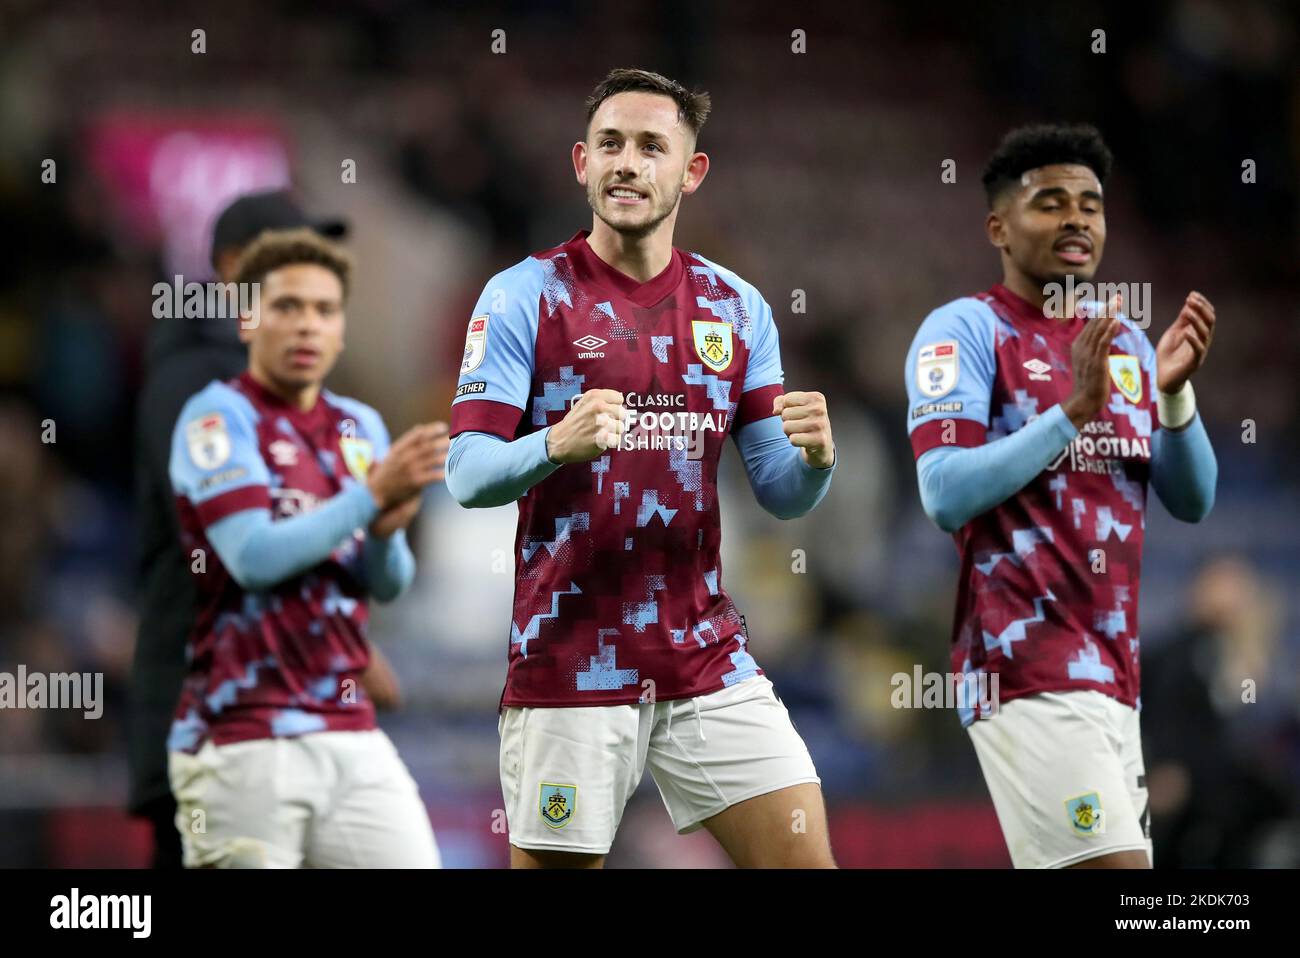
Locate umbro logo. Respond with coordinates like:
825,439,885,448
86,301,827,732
574,335,607,359
268,439,299,466
1023,358,1052,382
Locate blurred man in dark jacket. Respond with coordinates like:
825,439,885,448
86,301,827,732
1142,554,1297,867
128,191,409,867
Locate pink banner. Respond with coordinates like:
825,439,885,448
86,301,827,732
86,112,293,278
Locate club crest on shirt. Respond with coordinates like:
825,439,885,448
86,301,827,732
1065,791,1105,835
539,782,576,828
691,320,732,372
461,314,489,374
917,341,959,398
1108,354,1142,404
339,436,374,480
186,412,231,470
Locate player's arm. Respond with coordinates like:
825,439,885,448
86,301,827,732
445,262,625,507
445,429,559,508
170,394,434,592
729,296,834,520
360,640,402,710
444,264,555,508
1148,291,1217,522
908,304,1116,533
360,526,416,602
200,426,439,593
358,412,448,602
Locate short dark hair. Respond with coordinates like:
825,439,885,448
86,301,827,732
584,68,711,140
233,228,353,299
981,123,1113,207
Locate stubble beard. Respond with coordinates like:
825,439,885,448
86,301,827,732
589,179,681,241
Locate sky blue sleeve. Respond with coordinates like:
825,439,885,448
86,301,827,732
169,383,273,512
450,258,544,441
363,528,416,602
1110,317,1217,523
732,415,834,520
205,484,379,592
916,406,1078,533
1150,413,1216,522
327,396,416,600
906,298,1080,532
741,292,783,394
904,298,998,458
445,428,560,509
179,385,383,592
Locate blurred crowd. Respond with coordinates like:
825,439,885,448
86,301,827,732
0,0,1295,866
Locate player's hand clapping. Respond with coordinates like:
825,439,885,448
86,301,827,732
774,391,836,469
1062,296,1122,430
366,423,449,535
1156,291,1215,393
545,389,627,463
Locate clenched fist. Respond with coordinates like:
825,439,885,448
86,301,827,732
774,391,835,469
545,389,627,464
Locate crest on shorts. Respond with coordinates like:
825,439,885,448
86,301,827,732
186,413,231,470
1108,354,1142,405
339,436,374,480
1065,791,1105,835
692,320,732,372
539,782,576,829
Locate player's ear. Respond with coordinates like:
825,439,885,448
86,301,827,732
985,208,1008,252
680,151,709,195
572,141,588,185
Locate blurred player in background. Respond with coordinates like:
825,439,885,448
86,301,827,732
904,124,1218,868
129,191,401,868
447,68,838,869
166,229,447,867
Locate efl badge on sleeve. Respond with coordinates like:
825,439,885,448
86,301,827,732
539,782,576,829
691,320,733,373
1065,792,1105,835
461,315,489,374
186,413,231,470
339,436,375,481
1108,354,1142,404
917,341,959,398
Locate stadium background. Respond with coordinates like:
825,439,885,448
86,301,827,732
0,0,1296,867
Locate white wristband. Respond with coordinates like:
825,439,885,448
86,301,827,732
1157,380,1196,430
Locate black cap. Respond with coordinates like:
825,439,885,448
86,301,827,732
210,190,348,266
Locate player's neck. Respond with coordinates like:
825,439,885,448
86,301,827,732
247,365,321,412
1001,270,1075,322
586,219,674,284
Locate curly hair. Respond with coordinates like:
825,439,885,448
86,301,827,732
981,123,1113,207
233,228,353,299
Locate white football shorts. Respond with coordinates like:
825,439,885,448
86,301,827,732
169,728,441,868
498,675,821,854
967,688,1152,869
